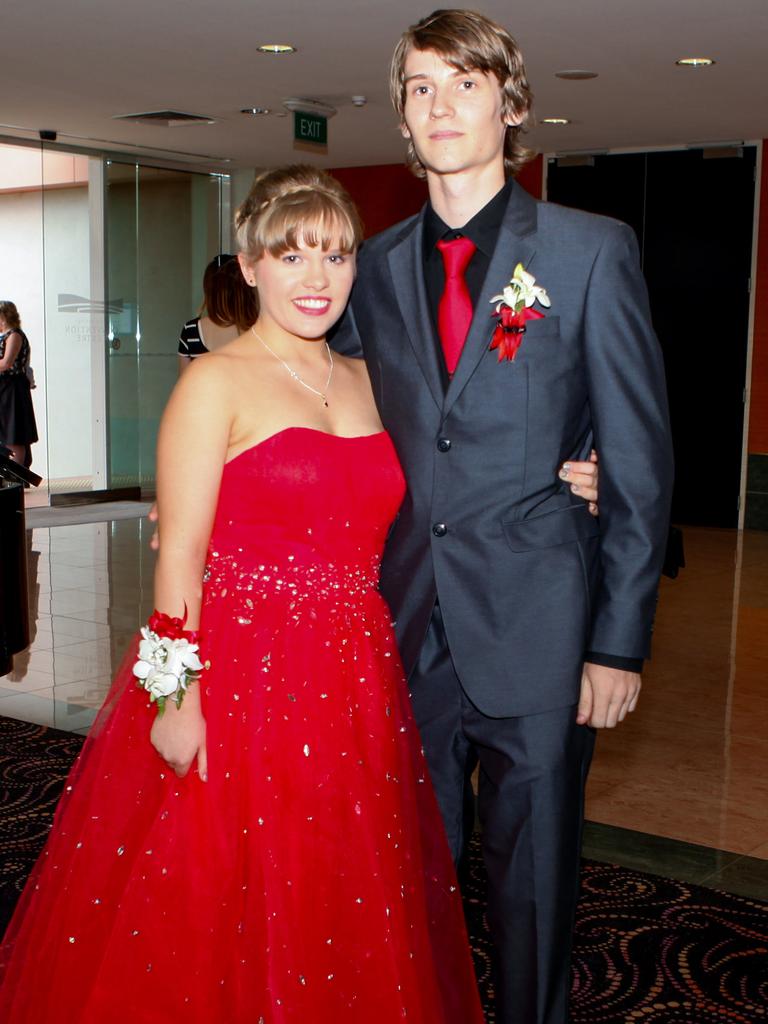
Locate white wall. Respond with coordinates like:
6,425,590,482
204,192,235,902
43,186,94,482
0,184,93,484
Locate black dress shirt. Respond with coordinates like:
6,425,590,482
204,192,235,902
422,181,643,675
423,177,513,327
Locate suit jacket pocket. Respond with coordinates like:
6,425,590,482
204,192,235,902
502,504,600,552
518,315,560,339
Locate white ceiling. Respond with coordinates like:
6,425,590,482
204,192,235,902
3,0,768,172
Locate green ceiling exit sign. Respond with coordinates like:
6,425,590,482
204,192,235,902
294,111,327,145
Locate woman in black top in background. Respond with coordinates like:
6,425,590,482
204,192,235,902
177,254,258,373
0,301,37,465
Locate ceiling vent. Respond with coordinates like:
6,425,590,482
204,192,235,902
282,98,337,119
114,111,215,127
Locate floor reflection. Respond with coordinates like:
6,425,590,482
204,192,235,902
2,519,767,867
586,527,768,859
0,518,153,734
4,530,41,683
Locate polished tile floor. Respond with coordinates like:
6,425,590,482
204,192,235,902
3,518,767,896
585,527,768,860
1,519,154,734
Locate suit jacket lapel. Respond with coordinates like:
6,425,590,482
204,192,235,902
386,210,444,411
443,182,539,418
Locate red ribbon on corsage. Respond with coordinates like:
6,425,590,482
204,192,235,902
148,606,200,644
489,305,545,363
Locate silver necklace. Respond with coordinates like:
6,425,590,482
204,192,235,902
251,327,334,407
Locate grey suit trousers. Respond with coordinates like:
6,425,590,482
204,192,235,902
410,605,595,1024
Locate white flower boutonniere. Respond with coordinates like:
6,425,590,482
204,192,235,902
489,263,551,362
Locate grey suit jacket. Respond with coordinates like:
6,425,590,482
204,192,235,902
333,181,673,717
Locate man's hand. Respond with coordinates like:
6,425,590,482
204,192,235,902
577,662,641,728
559,449,598,516
148,502,159,551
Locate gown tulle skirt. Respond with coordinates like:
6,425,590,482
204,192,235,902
0,428,484,1023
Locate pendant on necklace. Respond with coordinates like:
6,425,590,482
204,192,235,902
250,328,333,406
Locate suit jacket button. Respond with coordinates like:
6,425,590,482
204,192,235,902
437,437,451,452
432,522,447,537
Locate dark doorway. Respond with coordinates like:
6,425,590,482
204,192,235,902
548,148,755,528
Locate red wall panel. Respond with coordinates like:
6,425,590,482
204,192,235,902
749,140,768,454
330,154,544,239
515,154,544,199
328,164,427,238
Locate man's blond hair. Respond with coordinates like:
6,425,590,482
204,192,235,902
390,9,535,179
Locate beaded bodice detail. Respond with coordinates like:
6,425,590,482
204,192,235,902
204,428,405,617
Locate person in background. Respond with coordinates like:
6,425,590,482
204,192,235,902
0,301,38,466
177,253,258,373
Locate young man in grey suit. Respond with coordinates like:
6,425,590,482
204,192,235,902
332,9,674,1023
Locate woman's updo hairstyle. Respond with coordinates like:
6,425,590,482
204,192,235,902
235,165,363,261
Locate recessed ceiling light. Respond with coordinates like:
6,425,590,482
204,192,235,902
555,69,598,80
675,56,715,67
240,107,271,116
541,117,571,125
257,43,296,55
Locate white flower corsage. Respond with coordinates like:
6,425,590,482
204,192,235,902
133,609,205,714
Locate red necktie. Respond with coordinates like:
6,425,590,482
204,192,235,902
436,236,477,375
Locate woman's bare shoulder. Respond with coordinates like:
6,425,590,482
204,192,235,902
178,336,274,415
336,352,370,377
178,348,232,383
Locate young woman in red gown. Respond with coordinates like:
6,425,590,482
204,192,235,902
0,166,485,1023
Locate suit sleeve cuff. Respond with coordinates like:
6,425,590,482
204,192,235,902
584,650,643,673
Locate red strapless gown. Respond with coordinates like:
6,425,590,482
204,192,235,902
0,428,484,1023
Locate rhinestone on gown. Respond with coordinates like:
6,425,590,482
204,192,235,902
0,427,484,1023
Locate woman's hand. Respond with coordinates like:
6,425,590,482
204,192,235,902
148,502,159,551
559,449,599,516
150,684,207,780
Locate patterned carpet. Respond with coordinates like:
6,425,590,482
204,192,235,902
1,715,766,1021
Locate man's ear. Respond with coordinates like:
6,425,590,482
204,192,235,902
503,100,524,128
400,121,412,140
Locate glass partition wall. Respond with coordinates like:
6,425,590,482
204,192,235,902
105,163,229,494
0,137,229,502
41,147,102,499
